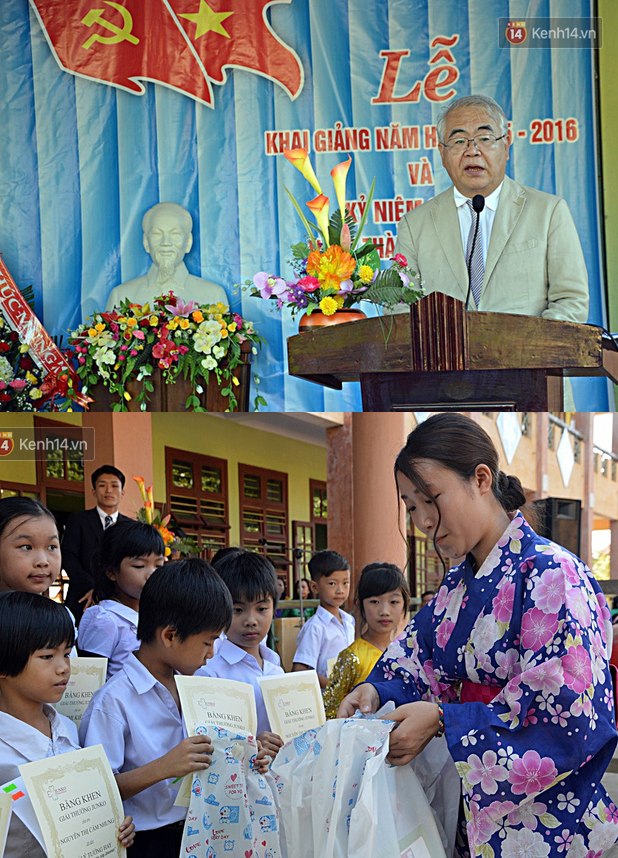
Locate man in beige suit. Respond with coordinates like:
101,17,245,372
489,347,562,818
395,95,589,323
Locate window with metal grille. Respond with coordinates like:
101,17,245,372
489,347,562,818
239,464,289,571
165,447,229,556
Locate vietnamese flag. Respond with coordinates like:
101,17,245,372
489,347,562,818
168,0,303,100
30,0,215,106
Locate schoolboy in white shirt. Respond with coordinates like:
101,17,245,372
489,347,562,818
292,550,355,688
197,549,284,757
79,558,233,858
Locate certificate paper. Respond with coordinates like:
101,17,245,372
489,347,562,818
19,744,125,858
259,670,325,742
175,675,258,736
0,790,12,856
54,657,108,728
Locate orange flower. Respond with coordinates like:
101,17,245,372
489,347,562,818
283,148,322,195
192,310,204,323
306,245,356,291
306,194,330,246
331,154,352,218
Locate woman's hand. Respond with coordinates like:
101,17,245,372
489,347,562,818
336,683,380,718
381,702,440,766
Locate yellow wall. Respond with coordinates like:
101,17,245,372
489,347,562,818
0,413,83,486
599,0,618,406
151,415,327,546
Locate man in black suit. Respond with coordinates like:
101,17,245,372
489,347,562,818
62,465,132,623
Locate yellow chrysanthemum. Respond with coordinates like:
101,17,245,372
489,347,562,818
334,295,345,309
359,265,374,284
319,296,338,316
88,328,97,337
179,319,190,330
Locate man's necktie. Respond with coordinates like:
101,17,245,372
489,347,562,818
466,198,484,307
104,515,113,529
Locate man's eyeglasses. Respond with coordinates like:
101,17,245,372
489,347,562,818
441,134,507,153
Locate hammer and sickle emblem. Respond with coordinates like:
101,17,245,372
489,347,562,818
81,1,140,50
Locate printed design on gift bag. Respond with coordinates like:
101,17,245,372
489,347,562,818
192,775,202,796
220,805,240,824
182,724,280,858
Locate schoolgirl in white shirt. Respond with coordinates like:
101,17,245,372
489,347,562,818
78,520,166,678
0,591,135,858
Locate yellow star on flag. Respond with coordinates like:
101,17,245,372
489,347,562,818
179,0,233,40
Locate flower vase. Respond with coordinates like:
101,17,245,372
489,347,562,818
298,308,367,333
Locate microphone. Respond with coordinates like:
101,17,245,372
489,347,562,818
465,194,485,310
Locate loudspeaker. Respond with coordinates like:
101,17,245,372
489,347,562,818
535,497,582,557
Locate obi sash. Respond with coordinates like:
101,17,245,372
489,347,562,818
460,681,502,705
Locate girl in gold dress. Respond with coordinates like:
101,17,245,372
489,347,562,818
323,563,409,718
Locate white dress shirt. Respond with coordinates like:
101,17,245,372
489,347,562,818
78,600,139,678
195,638,284,735
79,653,187,831
453,180,504,267
96,507,119,528
0,706,79,858
293,605,355,678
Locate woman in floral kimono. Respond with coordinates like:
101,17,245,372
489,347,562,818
339,413,618,858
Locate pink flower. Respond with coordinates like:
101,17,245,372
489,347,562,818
520,608,559,651
78,357,86,365
234,313,243,327
165,297,199,317
130,349,138,357
435,619,455,649
9,379,27,389
562,645,592,694
492,581,515,623
253,271,288,299
466,750,508,795
526,658,564,697
133,330,145,340
532,568,565,613
298,275,320,293
393,253,407,266
508,750,557,795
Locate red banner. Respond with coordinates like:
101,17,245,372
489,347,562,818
30,0,303,107
0,256,90,407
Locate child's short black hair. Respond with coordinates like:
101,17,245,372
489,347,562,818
213,549,279,606
308,549,350,582
356,562,410,621
93,520,165,602
91,465,126,489
0,591,75,676
137,558,233,643
211,545,242,568
0,497,57,542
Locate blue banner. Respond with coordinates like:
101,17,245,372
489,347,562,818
0,0,607,410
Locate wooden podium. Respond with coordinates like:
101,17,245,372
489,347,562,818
287,294,618,411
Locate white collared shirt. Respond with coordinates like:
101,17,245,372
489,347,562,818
79,653,187,831
96,507,119,529
78,600,139,678
293,605,355,678
453,180,504,267
0,706,79,858
195,638,283,735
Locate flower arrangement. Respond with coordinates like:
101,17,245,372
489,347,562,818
242,148,423,318
67,293,267,412
133,476,192,557
0,314,79,411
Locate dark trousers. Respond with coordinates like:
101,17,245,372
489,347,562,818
128,820,184,858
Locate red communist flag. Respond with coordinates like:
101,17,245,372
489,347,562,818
30,0,215,106
168,0,303,99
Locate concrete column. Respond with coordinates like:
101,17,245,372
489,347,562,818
325,414,354,574
351,413,408,593
80,414,154,517
574,412,595,567
532,412,549,500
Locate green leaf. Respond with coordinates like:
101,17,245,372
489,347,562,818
290,241,311,260
283,185,319,243
350,176,376,252
539,813,560,829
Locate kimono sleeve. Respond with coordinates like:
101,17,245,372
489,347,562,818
365,601,451,709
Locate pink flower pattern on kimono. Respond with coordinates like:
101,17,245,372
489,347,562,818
508,750,558,796
364,513,618,858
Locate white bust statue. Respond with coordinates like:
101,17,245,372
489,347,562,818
106,202,229,310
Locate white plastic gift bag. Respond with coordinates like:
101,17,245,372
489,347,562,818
271,716,449,858
180,724,281,858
